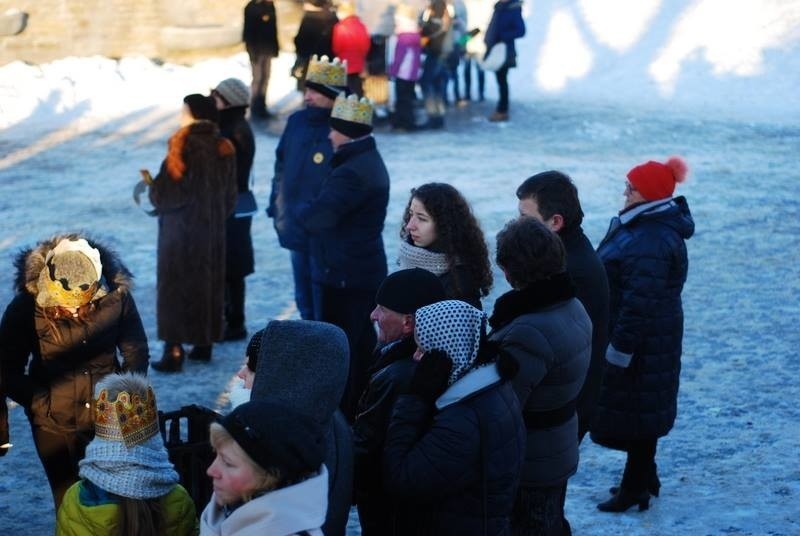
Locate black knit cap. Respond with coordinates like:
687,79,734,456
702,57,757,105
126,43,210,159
375,268,447,314
329,116,372,139
305,80,346,101
183,93,219,123
220,400,325,482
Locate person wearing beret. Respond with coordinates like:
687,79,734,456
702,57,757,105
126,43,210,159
352,268,446,535
201,400,328,535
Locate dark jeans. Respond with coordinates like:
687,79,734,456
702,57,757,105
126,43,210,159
622,438,658,492
495,65,510,113
224,276,246,330
512,483,570,536
32,425,91,509
319,285,377,421
290,250,315,320
420,54,448,118
464,56,485,100
393,79,417,129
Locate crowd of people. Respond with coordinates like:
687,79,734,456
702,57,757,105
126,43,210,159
0,1,697,535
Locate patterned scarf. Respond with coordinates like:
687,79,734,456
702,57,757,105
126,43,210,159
415,300,487,386
397,240,449,276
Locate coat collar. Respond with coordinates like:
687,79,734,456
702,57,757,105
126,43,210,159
488,272,575,330
331,135,376,167
435,365,500,410
371,336,416,373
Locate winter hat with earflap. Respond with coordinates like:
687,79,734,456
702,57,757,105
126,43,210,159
36,237,105,308
220,400,326,482
415,300,488,386
79,373,179,499
626,156,689,201
214,78,250,108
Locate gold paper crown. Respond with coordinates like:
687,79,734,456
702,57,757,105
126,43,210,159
331,93,374,126
95,386,159,448
306,55,347,87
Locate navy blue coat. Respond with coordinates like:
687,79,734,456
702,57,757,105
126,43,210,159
484,1,526,68
298,136,389,291
383,367,526,535
592,197,694,442
268,106,333,252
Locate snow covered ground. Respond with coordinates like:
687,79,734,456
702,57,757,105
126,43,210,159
1,1,800,533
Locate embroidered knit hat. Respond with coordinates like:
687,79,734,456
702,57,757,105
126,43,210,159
375,268,446,314
184,93,219,123
220,400,326,481
627,156,689,201
79,373,179,499
213,78,250,108
415,300,487,386
36,237,104,308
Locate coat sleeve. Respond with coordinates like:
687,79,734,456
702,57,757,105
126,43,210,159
0,294,40,408
500,323,554,408
268,131,285,218
383,394,480,501
148,160,193,211
297,166,367,233
116,292,149,374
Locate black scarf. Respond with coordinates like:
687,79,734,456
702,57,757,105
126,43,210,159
488,272,576,331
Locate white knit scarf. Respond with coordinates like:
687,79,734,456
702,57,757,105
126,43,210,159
397,240,449,275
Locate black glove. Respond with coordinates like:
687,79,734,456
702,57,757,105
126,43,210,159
408,349,452,404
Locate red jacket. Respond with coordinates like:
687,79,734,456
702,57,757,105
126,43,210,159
332,15,371,74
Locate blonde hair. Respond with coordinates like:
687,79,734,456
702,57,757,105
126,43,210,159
209,423,280,501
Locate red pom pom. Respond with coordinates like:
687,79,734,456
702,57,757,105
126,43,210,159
666,156,688,183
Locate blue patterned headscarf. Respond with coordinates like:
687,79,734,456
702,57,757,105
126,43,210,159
415,300,487,386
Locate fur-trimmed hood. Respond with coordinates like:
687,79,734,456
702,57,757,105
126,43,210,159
14,233,134,298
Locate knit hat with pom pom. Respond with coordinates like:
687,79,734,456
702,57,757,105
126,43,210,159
627,156,689,201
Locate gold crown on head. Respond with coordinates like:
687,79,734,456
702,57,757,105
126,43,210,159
94,386,159,448
331,93,374,126
306,55,347,87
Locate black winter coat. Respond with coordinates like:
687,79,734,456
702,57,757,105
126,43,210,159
243,0,279,57
0,235,149,435
220,107,256,279
294,7,338,62
149,121,237,345
0,367,8,457
384,367,525,535
488,274,591,487
561,227,610,438
592,196,694,442
298,136,389,291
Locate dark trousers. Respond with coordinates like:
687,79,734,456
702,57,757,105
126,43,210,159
495,65,510,113
393,79,417,129
464,56,485,100
512,483,570,536
319,285,377,422
347,73,364,97
290,250,316,320
32,425,91,509
622,438,658,492
224,276,246,330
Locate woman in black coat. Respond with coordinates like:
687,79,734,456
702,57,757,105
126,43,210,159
0,234,149,508
383,300,525,535
293,0,338,89
399,182,493,309
592,157,694,512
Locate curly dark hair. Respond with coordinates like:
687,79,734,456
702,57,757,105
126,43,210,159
495,217,566,289
401,182,493,297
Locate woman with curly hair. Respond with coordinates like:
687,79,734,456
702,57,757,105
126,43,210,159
399,182,492,309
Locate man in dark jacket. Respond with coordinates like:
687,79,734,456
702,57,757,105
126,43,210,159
268,56,347,320
592,157,694,512
353,268,446,535
293,0,339,90
243,0,279,118
212,78,257,341
297,93,390,421
517,170,610,442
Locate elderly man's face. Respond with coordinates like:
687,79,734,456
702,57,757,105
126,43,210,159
370,304,413,344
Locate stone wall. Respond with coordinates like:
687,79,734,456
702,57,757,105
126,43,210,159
0,0,304,66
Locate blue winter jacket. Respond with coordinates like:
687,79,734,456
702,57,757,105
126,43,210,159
268,106,333,252
384,366,526,535
297,136,389,291
591,196,694,442
484,1,526,67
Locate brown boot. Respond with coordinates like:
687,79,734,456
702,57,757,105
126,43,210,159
489,111,509,122
151,343,184,373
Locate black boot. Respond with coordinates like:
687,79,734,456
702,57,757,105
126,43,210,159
222,324,247,341
597,489,650,512
609,463,660,497
151,343,184,373
188,345,212,362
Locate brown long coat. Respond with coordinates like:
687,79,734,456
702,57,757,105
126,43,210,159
149,120,237,345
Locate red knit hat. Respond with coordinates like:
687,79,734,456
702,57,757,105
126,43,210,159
627,156,689,201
